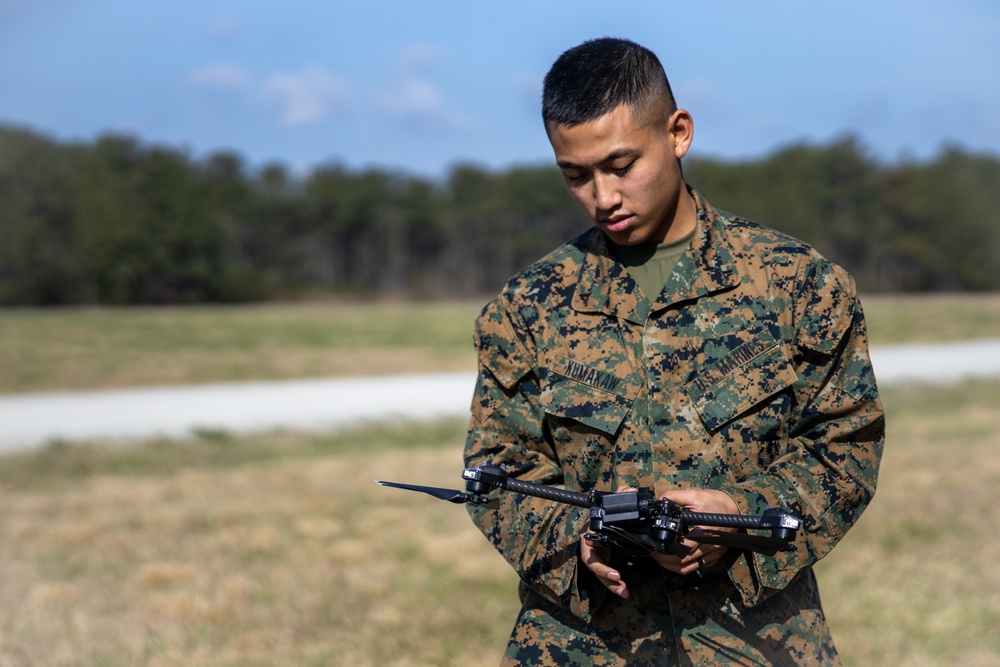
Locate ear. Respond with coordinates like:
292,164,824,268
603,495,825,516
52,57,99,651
668,109,694,159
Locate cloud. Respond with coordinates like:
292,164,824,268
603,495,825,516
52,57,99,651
381,77,443,118
184,52,467,135
189,63,252,90
378,44,467,132
261,66,350,127
366,42,472,134
377,75,471,134
185,63,350,129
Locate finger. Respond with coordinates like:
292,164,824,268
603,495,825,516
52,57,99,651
654,542,726,575
682,541,728,564
661,487,700,507
648,533,701,572
580,537,629,598
671,554,709,576
680,544,716,567
680,544,708,565
649,550,684,574
599,569,629,598
591,567,629,598
686,546,730,574
660,488,740,516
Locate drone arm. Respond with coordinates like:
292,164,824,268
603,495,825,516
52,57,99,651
503,476,593,508
680,510,761,530
463,466,593,509
680,509,798,532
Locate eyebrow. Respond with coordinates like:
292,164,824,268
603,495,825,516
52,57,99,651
557,148,640,170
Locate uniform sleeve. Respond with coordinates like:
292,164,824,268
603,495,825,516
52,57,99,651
719,257,885,607
463,293,599,621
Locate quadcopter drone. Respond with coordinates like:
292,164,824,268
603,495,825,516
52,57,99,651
377,465,801,559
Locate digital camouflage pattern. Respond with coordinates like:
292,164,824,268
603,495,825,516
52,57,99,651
464,189,885,666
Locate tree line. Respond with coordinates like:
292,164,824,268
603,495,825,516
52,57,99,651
1,123,998,305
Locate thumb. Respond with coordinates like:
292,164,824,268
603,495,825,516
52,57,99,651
660,487,699,507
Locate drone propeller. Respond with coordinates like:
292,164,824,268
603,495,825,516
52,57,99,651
688,530,788,556
375,480,501,509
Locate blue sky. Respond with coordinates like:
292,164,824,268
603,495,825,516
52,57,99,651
2,0,998,178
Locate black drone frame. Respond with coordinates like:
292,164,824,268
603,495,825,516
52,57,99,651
378,464,801,559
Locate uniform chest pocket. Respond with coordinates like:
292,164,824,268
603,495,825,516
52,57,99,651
685,338,797,432
538,355,638,436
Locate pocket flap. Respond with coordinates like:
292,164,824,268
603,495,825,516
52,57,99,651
686,339,796,432
539,356,638,435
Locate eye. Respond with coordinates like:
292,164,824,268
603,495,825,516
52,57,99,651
562,170,588,184
611,161,634,177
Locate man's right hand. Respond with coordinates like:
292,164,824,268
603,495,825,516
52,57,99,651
580,533,629,599
579,484,635,599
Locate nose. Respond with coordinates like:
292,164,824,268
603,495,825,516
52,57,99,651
593,173,622,212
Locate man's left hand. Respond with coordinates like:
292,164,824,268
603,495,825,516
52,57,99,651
649,488,740,576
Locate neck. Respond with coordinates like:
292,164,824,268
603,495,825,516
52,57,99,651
655,186,697,245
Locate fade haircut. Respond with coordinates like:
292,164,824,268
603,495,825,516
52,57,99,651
542,37,677,130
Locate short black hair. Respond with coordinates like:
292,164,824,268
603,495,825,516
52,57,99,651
542,37,677,129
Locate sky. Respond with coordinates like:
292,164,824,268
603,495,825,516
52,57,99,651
1,0,999,179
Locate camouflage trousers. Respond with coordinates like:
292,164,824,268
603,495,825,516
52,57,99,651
502,563,841,666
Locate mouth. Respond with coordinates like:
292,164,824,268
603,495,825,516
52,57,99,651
600,215,634,233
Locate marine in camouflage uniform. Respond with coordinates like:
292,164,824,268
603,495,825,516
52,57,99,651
463,38,884,666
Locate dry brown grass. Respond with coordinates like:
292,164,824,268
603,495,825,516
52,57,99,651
0,421,520,666
818,379,1000,666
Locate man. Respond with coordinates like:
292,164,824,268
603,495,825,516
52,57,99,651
464,37,884,665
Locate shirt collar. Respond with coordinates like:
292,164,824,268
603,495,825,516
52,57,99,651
571,188,741,323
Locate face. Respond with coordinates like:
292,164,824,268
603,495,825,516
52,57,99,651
548,104,694,246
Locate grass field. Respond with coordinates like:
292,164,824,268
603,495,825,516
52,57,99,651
860,292,1000,346
0,379,998,666
1,292,999,394
0,301,482,395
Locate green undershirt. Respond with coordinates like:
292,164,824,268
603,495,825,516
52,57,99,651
610,226,696,304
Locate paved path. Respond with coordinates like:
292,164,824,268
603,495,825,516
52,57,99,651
2,340,999,451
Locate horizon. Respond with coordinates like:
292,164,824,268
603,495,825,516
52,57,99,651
5,119,989,182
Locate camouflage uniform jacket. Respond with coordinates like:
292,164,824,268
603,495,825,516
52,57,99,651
464,189,885,666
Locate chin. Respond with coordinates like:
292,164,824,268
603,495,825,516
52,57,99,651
613,229,655,246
